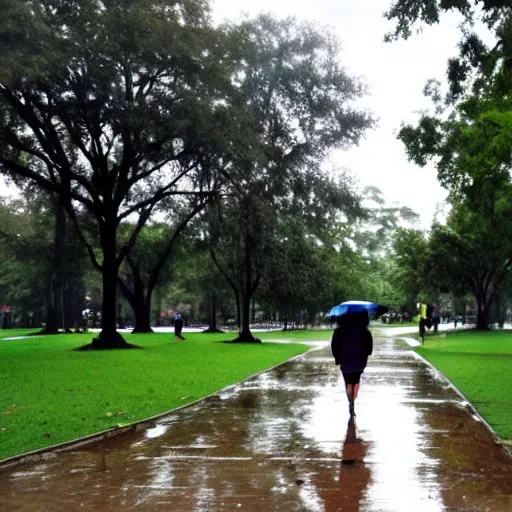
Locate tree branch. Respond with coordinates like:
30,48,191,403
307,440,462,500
147,200,210,294
116,207,153,267
63,204,102,273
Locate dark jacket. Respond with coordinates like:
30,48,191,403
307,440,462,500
331,324,373,373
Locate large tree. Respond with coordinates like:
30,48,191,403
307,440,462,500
207,15,373,342
387,1,512,326
426,186,512,329
0,0,236,347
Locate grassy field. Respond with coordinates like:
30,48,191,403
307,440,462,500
0,329,315,460
0,328,41,339
259,328,333,341
373,322,417,328
416,330,512,440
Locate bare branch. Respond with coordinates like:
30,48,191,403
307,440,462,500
147,199,209,293
64,205,102,272
116,207,154,266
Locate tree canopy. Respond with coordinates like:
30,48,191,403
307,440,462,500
0,0,242,346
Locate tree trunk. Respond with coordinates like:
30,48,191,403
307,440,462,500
131,292,153,333
232,293,260,343
93,218,127,348
154,287,162,327
43,198,67,334
231,244,260,343
475,291,489,330
44,283,59,334
203,293,224,334
118,260,154,333
235,290,241,329
476,308,488,330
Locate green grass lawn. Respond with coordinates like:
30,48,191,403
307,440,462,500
416,330,512,440
373,322,417,329
0,328,41,339
0,330,312,460
258,328,333,341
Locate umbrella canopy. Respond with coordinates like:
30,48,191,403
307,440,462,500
329,300,389,319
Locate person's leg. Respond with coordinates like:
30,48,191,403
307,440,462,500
419,319,425,342
353,383,360,402
350,376,362,416
345,380,355,416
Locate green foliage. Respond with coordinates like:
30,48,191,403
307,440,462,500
0,196,88,327
206,16,373,334
417,330,512,440
342,188,421,310
354,186,420,257
0,331,310,459
0,0,237,339
392,228,430,304
428,191,512,326
384,1,505,44
389,1,512,325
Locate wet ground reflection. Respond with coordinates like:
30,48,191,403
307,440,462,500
0,336,511,511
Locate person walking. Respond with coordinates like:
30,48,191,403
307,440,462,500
174,312,185,340
331,311,373,417
418,303,427,343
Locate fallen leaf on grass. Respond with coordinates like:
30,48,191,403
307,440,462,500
43,433,51,439
105,412,113,418
181,396,190,400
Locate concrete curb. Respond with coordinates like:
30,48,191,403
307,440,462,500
409,350,512,458
0,344,319,469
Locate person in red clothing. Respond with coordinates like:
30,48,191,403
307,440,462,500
331,311,373,417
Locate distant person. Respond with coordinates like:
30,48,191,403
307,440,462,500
331,311,373,417
174,313,185,340
453,316,458,329
418,303,427,343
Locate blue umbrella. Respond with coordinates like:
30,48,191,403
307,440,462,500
329,300,389,319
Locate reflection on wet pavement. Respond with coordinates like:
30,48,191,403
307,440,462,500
1,335,511,511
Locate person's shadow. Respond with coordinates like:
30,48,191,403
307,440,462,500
313,418,371,510
341,417,364,465
339,418,371,509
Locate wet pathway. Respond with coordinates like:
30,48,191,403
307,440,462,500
1,335,512,511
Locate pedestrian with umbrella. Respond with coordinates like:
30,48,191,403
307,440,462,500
329,301,387,417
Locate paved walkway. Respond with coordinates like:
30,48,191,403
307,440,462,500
1,334,512,511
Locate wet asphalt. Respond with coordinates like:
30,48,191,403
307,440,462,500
0,333,511,511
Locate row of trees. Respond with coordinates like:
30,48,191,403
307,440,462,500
9,0,507,342
0,187,420,336
0,0,377,346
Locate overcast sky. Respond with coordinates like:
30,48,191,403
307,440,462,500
0,1,467,228
212,0,468,227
